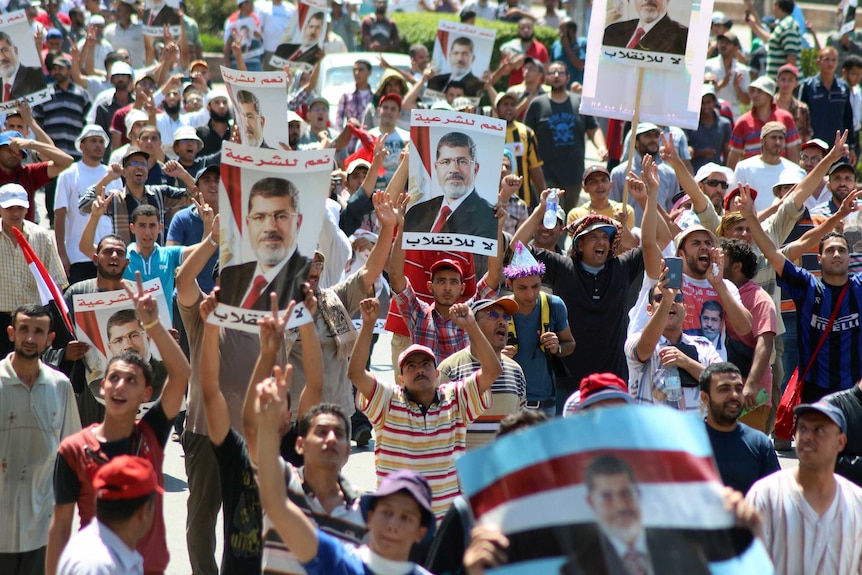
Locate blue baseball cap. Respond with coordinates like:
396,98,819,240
794,400,847,434
0,131,26,157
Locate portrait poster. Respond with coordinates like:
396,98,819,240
210,142,334,333
456,405,775,574
404,109,505,257
221,67,290,150
841,0,857,35
426,21,496,100
580,0,714,129
224,15,265,64
0,11,49,112
72,279,172,419
270,0,328,70
142,0,182,37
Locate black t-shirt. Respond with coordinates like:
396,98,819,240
537,247,645,392
212,428,263,574
705,421,780,494
54,401,173,503
524,93,597,186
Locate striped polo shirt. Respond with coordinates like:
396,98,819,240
359,375,491,522
438,349,526,450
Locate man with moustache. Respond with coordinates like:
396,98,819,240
219,177,311,311
810,161,862,251
602,0,688,56
403,131,497,240
427,36,485,97
235,90,273,149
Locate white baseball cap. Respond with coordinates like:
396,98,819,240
0,183,29,208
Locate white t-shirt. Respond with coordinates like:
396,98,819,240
54,162,113,264
256,0,295,52
734,156,805,213
747,469,862,575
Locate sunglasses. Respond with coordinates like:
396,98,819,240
480,310,512,322
704,179,729,189
653,293,684,304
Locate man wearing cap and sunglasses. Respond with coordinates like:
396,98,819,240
747,400,862,574
57,456,161,575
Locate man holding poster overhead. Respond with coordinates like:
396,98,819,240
602,0,688,56
219,176,312,311
403,131,497,240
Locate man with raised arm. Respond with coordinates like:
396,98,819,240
46,272,191,575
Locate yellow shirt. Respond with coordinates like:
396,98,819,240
567,200,635,229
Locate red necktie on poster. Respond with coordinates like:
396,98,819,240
431,206,452,234
623,548,649,575
241,275,268,309
627,27,646,49
3,82,10,102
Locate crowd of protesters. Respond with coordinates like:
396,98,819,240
6,0,862,573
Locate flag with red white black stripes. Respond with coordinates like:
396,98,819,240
456,405,775,574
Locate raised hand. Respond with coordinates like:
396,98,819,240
199,287,220,321
499,174,522,204
641,153,660,193
124,271,159,328
92,190,117,217
737,184,757,220
359,297,380,324
705,247,725,287
449,302,475,328
659,132,679,165
394,192,410,227
826,129,850,162
373,190,397,228
257,292,296,358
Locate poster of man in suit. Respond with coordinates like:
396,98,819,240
426,21,496,99
0,11,49,111
455,405,774,574
602,0,690,58
143,0,182,36
271,0,328,70
212,141,332,333
222,67,291,150
403,109,505,257
71,279,172,419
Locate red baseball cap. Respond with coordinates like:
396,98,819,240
429,258,464,279
379,93,402,109
578,372,634,410
398,344,437,372
723,185,758,211
93,455,164,501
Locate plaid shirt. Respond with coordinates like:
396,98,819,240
394,277,496,363
336,88,373,128
0,221,67,312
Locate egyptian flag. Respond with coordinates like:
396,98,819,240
456,405,775,574
12,226,74,341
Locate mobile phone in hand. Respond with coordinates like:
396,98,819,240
665,257,683,290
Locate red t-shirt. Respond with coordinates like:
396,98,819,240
0,162,51,222
110,104,134,145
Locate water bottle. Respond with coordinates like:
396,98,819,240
543,190,558,229
664,364,682,402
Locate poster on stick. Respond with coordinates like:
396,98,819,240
580,0,714,129
404,109,505,257
72,279,172,419
221,67,290,150
456,405,775,574
211,142,333,333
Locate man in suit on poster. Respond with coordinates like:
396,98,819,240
602,0,688,56
0,31,46,101
427,36,485,97
560,454,711,575
219,177,311,311
403,131,497,240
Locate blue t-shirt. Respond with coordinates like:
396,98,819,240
550,38,587,84
124,243,184,320
303,530,429,575
705,422,780,494
512,293,569,401
167,205,217,294
778,259,862,391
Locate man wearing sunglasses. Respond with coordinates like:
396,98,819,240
438,297,526,449
626,274,721,413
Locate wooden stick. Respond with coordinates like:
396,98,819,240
621,68,646,210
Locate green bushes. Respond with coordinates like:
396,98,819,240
184,0,235,37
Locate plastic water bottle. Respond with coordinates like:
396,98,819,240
543,190,558,229
664,365,682,402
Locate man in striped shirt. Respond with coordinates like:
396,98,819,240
348,297,502,522
747,401,862,574
438,297,526,450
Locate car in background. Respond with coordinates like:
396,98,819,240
314,51,413,126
